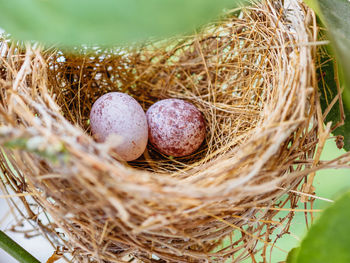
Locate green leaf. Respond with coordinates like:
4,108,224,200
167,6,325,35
0,0,241,47
317,44,350,150
316,0,350,106
292,191,350,263
0,230,40,263
286,247,300,263
303,0,321,15
307,0,350,150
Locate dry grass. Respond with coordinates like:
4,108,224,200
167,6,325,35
0,0,348,262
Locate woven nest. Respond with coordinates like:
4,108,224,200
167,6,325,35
0,0,348,262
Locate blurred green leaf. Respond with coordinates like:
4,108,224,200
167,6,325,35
291,191,350,263
286,247,300,263
0,0,240,47
306,0,350,150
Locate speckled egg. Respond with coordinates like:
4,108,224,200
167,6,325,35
90,92,148,161
146,99,206,157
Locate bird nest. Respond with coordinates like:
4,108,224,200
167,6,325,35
0,0,347,262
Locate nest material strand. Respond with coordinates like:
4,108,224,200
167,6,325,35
0,0,348,262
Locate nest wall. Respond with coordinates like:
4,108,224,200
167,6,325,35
0,0,348,262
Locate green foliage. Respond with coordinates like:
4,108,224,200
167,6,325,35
287,191,350,263
317,0,350,105
306,0,350,150
0,0,240,47
317,44,350,150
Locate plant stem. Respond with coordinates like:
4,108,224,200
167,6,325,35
0,230,40,263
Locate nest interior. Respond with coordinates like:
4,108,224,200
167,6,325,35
0,0,343,262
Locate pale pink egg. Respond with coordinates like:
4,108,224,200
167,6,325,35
90,92,148,161
146,99,206,157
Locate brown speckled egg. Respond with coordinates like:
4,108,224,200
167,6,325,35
90,92,148,161
146,99,205,157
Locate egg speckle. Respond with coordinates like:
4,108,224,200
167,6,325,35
146,99,206,157
90,92,148,161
